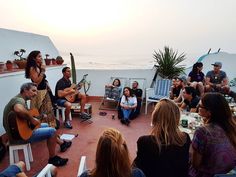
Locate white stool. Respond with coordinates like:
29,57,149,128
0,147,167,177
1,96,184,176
9,143,33,171
56,106,72,122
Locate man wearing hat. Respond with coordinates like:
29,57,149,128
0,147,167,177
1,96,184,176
205,62,236,100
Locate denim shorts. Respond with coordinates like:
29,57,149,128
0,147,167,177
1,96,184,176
28,123,56,143
56,99,67,107
0,164,21,176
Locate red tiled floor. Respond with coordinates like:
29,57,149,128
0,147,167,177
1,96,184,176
0,101,152,177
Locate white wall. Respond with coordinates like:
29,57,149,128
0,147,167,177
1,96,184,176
0,28,59,60
76,69,156,96
185,52,236,81
0,65,65,135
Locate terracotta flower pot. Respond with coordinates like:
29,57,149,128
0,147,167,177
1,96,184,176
6,63,13,70
44,59,51,65
56,59,64,65
52,59,57,65
0,62,4,72
14,60,27,69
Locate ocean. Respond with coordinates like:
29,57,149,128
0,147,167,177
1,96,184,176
61,54,157,70
61,54,194,70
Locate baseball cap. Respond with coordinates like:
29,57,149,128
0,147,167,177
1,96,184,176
211,62,222,67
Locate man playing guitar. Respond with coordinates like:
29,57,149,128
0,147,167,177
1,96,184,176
3,82,68,166
55,67,91,129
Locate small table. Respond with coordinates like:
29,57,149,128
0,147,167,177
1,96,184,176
180,113,203,140
71,103,92,114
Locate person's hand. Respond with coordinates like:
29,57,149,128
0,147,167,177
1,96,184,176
41,65,46,72
70,89,75,94
31,118,40,127
216,84,221,88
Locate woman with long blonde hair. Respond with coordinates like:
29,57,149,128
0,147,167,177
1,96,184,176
80,128,145,177
133,99,190,177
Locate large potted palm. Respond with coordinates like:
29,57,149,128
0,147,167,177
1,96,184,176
152,46,186,86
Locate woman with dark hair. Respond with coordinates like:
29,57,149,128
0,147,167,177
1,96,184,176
189,93,236,177
187,62,205,97
80,128,145,177
133,99,190,177
120,87,137,126
105,78,122,101
25,51,71,152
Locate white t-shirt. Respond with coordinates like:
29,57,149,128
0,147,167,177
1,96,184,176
121,95,137,106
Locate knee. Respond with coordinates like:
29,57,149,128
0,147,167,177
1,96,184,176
64,102,71,109
17,161,25,172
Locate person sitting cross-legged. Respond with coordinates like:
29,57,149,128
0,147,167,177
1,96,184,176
55,67,91,129
205,62,236,101
3,82,68,166
120,87,137,126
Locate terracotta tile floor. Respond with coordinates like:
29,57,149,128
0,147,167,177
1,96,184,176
0,101,152,177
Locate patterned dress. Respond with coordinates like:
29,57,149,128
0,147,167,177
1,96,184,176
189,124,236,177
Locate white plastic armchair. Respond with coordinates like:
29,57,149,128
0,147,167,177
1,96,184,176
145,79,172,114
37,164,53,177
77,156,87,177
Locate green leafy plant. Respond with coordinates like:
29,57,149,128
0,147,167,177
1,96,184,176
153,46,186,79
14,49,26,60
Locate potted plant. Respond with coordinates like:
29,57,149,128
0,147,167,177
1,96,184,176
14,49,27,69
151,46,186,87
44,54,51,65
6,60,13,70
0,62,4,72
52,58,57,65
56,56,64,65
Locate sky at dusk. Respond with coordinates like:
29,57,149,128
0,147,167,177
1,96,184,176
0,0,236,65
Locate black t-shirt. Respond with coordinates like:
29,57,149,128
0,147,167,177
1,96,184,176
132,89,143,98
188,71,205,82
133,134,191,177
55,77,71,99
172,86,181,97
184,96,200,111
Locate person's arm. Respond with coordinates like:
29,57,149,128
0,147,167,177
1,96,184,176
190,127,206,169
57,89,75,98
29,66,45,85
205,76,214,86
190,146,203,169
180,102,187,111
187,76,192,85
129,97,137,109
14,104,40,126
120,96,129,109
221,77,229,86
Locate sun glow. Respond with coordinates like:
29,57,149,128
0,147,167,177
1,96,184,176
24,0,125,35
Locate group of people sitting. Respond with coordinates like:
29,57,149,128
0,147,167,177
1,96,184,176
104,78,143,126
79,92,236,177
170,61,236,112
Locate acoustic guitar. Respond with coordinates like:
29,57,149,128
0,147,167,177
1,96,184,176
65,82,83,102
8,108,41,141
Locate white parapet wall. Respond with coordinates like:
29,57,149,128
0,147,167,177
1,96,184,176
75,69,157,96
0,28,59,61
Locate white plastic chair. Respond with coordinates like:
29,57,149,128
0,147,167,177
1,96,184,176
37,164,53,177
145,79,172,114
77,156,87,177
9,143,33,171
